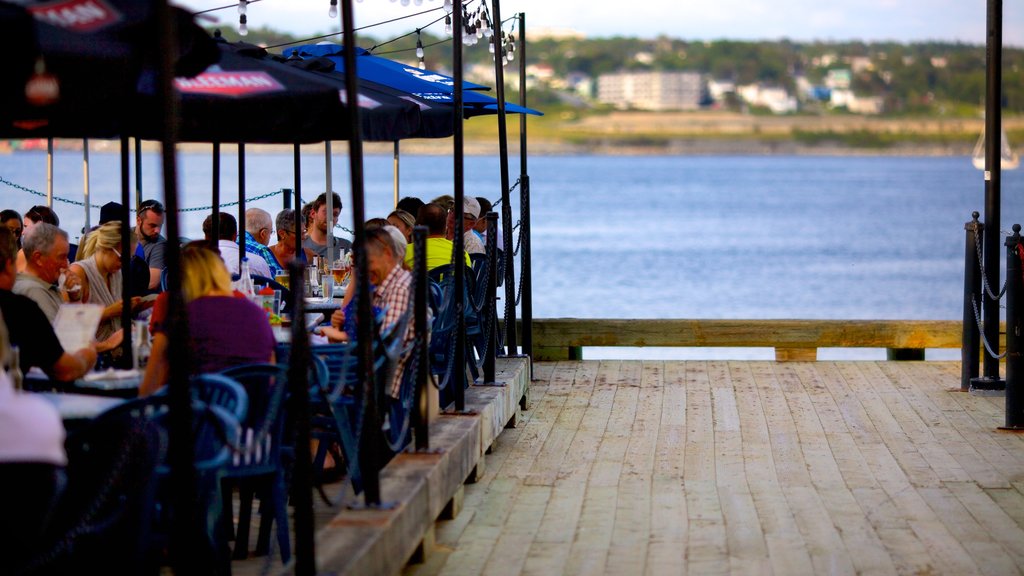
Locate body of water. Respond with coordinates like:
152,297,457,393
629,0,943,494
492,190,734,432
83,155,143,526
2,150,1021,359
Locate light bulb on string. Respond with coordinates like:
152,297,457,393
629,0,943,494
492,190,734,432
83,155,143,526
444,15,452,35
237,0,247,15
443,0,452,9
400,0,409,5
488,36,495,54
507,49,514,62
414,0,423,5
415,30,425,59
238,13,248,35
329,0,338,17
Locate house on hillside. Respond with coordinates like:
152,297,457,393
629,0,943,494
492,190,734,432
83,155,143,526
596,71,705,111
736,84,798,114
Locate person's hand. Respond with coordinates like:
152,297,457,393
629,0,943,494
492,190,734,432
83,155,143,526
62,268,82,302
316,325,349,343
103,300,124,319
95,329,124,353
128,296,152,312
330,308,345,329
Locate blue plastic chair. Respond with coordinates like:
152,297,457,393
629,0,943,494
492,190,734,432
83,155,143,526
193,373,249,423
216,362,291,562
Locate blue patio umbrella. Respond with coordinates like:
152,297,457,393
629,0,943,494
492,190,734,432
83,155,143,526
283,43,543,117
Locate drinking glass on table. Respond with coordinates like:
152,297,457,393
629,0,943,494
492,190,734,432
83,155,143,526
274,272,290,290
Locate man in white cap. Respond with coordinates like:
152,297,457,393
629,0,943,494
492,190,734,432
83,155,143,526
447,196,484,255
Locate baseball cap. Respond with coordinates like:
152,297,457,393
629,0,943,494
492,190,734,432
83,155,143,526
463,196,481,219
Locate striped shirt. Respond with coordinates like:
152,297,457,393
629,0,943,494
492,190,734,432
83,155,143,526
374,264,413,398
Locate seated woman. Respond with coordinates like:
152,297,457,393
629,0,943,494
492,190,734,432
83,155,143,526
140,244,275,396
69,221,151,365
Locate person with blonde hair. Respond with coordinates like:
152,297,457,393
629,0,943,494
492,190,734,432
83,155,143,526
387,209,415,243
141,244,275,396
68,221,149,355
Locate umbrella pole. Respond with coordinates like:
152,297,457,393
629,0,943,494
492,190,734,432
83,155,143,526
326,140,334,266
295,144,302,237
518,11,533,370
452,0,467,411
82,138,91,232
46,138,53,207
212,142,220,251
393,141,400,208
341,0,385,510
154,1,198,571
119,136,133,366
238,143,246,267
491,0,517,357
135,137,143,209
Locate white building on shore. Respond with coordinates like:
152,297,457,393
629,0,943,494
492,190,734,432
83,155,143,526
596,71,704,111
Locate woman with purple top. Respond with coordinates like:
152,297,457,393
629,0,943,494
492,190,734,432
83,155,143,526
140,244,275,396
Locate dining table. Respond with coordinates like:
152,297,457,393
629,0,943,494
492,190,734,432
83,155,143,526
36,392,125,429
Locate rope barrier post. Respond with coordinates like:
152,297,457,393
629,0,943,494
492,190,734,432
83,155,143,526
518,11,534,382
412,226,430,450
287,259,316,575
1003,224,1024,429
963,212,983,391
484,213,498,384
282,188,292,210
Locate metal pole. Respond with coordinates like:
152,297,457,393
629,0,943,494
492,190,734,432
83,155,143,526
82,138,91,232
393,141,400,208
492,0,517,356
963,212,983,391
975,0,1005,391
119,136,133,366
294,146,303,262
135,137,143,209
282,188,292,210
341,0,383,508
325,140,334,266
484,212,498,383
238,143,246,266
518,11,533,369
288,259,316,575
412,226,429,450
453,0,467,411
212,143,220,249
1004,224,1024,428
46,138,53,207
155,1,198,571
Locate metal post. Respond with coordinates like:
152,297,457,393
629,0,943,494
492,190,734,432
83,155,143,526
238,143,246,265
325,140,334,266
452,1,467,412
82,138,91,232
974,0,1005,391
46,138,54,207
518,11,533,369
492,0,517,357
1004,224,1024,429
484,213,498,383
282,188,292,210
393,141,400,208
119,136,133,366
211,142,220,250
294,147,303,262
155,1,198,571
134,137,143,209
963,212,983,390
288,260,316,575
340,0,384,509
412,226,429,450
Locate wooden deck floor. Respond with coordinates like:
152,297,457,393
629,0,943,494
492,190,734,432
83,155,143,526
404,360,1024,576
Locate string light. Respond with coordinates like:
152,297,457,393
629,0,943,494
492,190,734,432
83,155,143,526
237,0,247,14
329,0,337,17
239,13,248,35
415,29,426,69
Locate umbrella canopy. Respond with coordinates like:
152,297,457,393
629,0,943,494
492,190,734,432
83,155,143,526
284,43,543,118
282,55,454,140
136,41,350,144
0,0,217,138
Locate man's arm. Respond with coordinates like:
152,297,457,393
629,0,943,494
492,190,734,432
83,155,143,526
48,345,98,382
146,242,167,290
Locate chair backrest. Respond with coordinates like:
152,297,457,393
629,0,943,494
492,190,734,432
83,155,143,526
216,363,290,475
192,373,248,423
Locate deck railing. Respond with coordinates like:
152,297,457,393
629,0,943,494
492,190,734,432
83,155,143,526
521,318,995,362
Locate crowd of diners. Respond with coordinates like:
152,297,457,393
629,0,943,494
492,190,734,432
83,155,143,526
0,193,500,569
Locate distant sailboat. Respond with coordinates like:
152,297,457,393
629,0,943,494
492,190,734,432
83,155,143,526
973,124,1019,170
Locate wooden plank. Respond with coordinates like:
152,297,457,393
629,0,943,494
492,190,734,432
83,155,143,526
531,318,972,349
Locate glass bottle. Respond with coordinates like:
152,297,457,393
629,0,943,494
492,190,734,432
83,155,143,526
9,345,22,391
238,257,256,300
134,320,151,371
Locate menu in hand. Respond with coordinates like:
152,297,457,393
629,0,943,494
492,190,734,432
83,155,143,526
53,303,103,353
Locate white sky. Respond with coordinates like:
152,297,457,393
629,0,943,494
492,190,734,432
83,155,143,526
174,0,1024,46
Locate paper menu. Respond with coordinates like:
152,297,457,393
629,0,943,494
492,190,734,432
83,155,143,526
53,303,103,352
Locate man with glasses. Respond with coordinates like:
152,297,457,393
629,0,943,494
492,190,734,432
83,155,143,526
244,208,283,277
134,199,166,292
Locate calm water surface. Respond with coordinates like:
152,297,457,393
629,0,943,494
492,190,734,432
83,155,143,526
3,151,1021,359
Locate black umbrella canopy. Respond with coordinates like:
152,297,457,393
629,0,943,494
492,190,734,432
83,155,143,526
135,40,350,144
0,0,217,138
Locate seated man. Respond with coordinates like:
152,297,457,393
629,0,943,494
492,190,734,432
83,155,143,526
0,228,97,382
202,212,272,278
244,208,284,277
403,202,471,272
14,222,79,323
320,227,414,399
446,196,484,255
